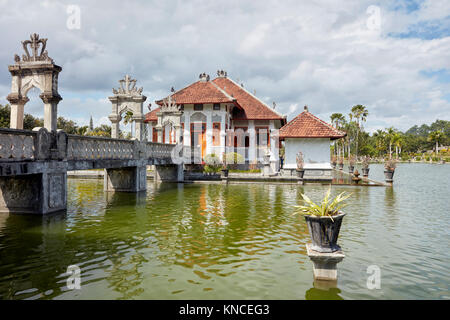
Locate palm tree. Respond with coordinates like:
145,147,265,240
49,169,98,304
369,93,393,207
330,113,346,156
350,105,369,159
392,132,403,159
428,130,445,155
373,129,386,157
385,127,397,159
123,111,134,139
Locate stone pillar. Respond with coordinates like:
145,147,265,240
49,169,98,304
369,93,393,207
133,113,145,141
184,111,191,147
156,127,163,143
206,112,212,155
41,94,62,132
220,113,226,157
154,164,183,182
0,164,67,214
306,244,345,281
104,165,147,192
109,114,121,139
248,120,256,163
7,95,29,129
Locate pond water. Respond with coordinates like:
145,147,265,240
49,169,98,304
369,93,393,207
0,163,449,300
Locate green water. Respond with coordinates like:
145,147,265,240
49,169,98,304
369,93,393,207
0,163,449,300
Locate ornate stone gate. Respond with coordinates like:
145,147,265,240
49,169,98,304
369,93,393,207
7,33,62,132
108,75,147,140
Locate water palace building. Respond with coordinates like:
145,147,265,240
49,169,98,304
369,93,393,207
144,70,345,174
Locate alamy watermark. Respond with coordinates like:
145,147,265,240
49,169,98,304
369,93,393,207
66,5,81,30
66,265,81,290
366,5,381,31
366,265,381,289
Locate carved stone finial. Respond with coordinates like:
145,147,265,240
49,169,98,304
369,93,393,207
112,75,143,96
161,95,180,113
217,69,227,77
199,72,210,81
18,33,53,63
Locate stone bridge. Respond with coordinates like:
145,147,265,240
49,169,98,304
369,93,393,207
0,127,182,214
0,34,183,215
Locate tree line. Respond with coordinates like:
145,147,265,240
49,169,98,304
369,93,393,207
330,105,449,160
0,103,134,138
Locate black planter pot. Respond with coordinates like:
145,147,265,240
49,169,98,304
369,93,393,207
384,170,394,182
348,165,354,174
304,212,346,253
221,169,229,178
338,163,344,170
296,169,305,179
362,167,369,177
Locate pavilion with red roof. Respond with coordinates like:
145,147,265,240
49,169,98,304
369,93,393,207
279,106,346,179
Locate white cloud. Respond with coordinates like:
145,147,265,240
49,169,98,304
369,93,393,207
0,0,448,132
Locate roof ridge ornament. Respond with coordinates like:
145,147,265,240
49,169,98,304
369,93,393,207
15,33,53,63
112,75,143,96
161,94,180,113
217,69,227,77
199,72,210,81
304,105,309,112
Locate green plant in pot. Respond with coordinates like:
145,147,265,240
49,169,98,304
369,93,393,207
203,153,221,176
384,158,396,183
294,188,351,253
296,151,305,179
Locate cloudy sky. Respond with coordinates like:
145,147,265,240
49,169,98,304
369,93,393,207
0,0,449,132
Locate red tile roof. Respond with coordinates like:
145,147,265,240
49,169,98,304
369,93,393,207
279,109,346,140
145,75,286,124
155,80,235,105
213,77,285,122
145,107,159,122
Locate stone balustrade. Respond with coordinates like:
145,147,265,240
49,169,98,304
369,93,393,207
67,135,135,160
0,128,37,161
0,128,175,163
145,142,174,160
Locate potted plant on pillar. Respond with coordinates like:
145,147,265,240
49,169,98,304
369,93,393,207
338,157,344,170
348,155,355,174
294,188,351,253
361,156,370,177
384,158,396,183
296,151,305,179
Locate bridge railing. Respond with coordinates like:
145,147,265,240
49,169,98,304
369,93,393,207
67,135,135,160
0,127,176,163
145,142,174,160
0,128,37,161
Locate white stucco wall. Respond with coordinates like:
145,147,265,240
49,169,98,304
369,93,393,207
284,138,331,169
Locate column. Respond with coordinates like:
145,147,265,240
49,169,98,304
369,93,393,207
184,111,191,146
206,112,212,155
133,114,145,141
248,120,256,163
7,95,28,129
220,113,226,157
41,94,61,132
156,127,163,143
